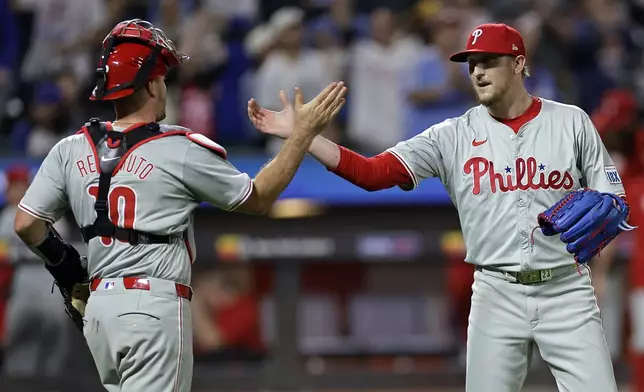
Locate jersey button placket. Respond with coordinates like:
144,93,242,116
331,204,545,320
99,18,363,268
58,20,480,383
515,133,530,269
511,134,518,155
519,217,530,271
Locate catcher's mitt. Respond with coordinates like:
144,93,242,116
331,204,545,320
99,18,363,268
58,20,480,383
52,280,89,331
537,188,636,264
46,253,90,332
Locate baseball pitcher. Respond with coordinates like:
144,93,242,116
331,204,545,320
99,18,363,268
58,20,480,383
13,19,346,392
249,23,634,391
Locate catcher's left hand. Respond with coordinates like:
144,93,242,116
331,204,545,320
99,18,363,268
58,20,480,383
537,188,636,264
48,255,90,332
71,281,90,317
53,280,89,331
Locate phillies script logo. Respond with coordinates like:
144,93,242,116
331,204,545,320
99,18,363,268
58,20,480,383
464,157,574,195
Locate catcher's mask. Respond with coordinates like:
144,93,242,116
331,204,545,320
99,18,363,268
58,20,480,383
90,19,188,101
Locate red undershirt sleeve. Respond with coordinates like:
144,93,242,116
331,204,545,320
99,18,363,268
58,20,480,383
329,145,414,191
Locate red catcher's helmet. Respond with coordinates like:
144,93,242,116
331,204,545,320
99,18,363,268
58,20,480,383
90,19,188,101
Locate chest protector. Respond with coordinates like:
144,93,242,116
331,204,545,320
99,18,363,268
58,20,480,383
80,118,187,245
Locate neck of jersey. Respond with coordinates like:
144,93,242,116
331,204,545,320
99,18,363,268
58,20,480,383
491,96,542,134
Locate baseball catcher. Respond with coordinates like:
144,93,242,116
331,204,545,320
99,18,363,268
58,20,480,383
537,188,636,264
13,15,346,392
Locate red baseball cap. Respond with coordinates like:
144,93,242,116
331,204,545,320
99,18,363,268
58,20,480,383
5,165,31,184
449,23,526,63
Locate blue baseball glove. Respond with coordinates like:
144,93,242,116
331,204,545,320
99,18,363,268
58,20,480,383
537,188,636,264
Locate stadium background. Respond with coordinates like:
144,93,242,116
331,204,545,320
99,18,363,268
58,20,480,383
0,0,642,390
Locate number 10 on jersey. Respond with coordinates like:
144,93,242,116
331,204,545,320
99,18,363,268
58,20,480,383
88,185,137,246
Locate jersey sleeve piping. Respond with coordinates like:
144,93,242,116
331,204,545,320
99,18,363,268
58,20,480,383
18,202,55,224
386,149,419,190
227,178,254,211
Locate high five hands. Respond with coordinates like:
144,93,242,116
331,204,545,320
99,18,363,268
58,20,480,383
248,81,347,139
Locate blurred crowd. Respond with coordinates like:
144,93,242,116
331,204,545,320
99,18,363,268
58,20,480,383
0,0,643,157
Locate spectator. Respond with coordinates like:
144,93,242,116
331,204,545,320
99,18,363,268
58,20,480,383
147,0,196,40
628,0,644,100
192,266,264,362
244,24,278,68
260,0,304,22
512,7,561,101
309,17,348,82
513,0,578,104
346,7,422,153
453,0,491,37
202,0,259,22
586,88,640,307
0,168,13,369
402,8,473,138
591,88,641,177
241,24,277,137
0,0,19,125
55,70,89,132
253,7,333,152
14,0,108,86
1,165,72,378
0,255,8,369
10,82,66,157
174,3,229,136
566,0,624,112
307,16,349,141
254,7,332,115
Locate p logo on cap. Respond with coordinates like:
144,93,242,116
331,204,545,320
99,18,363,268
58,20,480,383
471,29,483,45
450,23,526,63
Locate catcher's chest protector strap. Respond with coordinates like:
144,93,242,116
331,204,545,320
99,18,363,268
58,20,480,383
80,118,186,245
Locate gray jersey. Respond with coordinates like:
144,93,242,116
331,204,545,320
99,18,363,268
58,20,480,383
388,99,625,271
19,124,253,285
